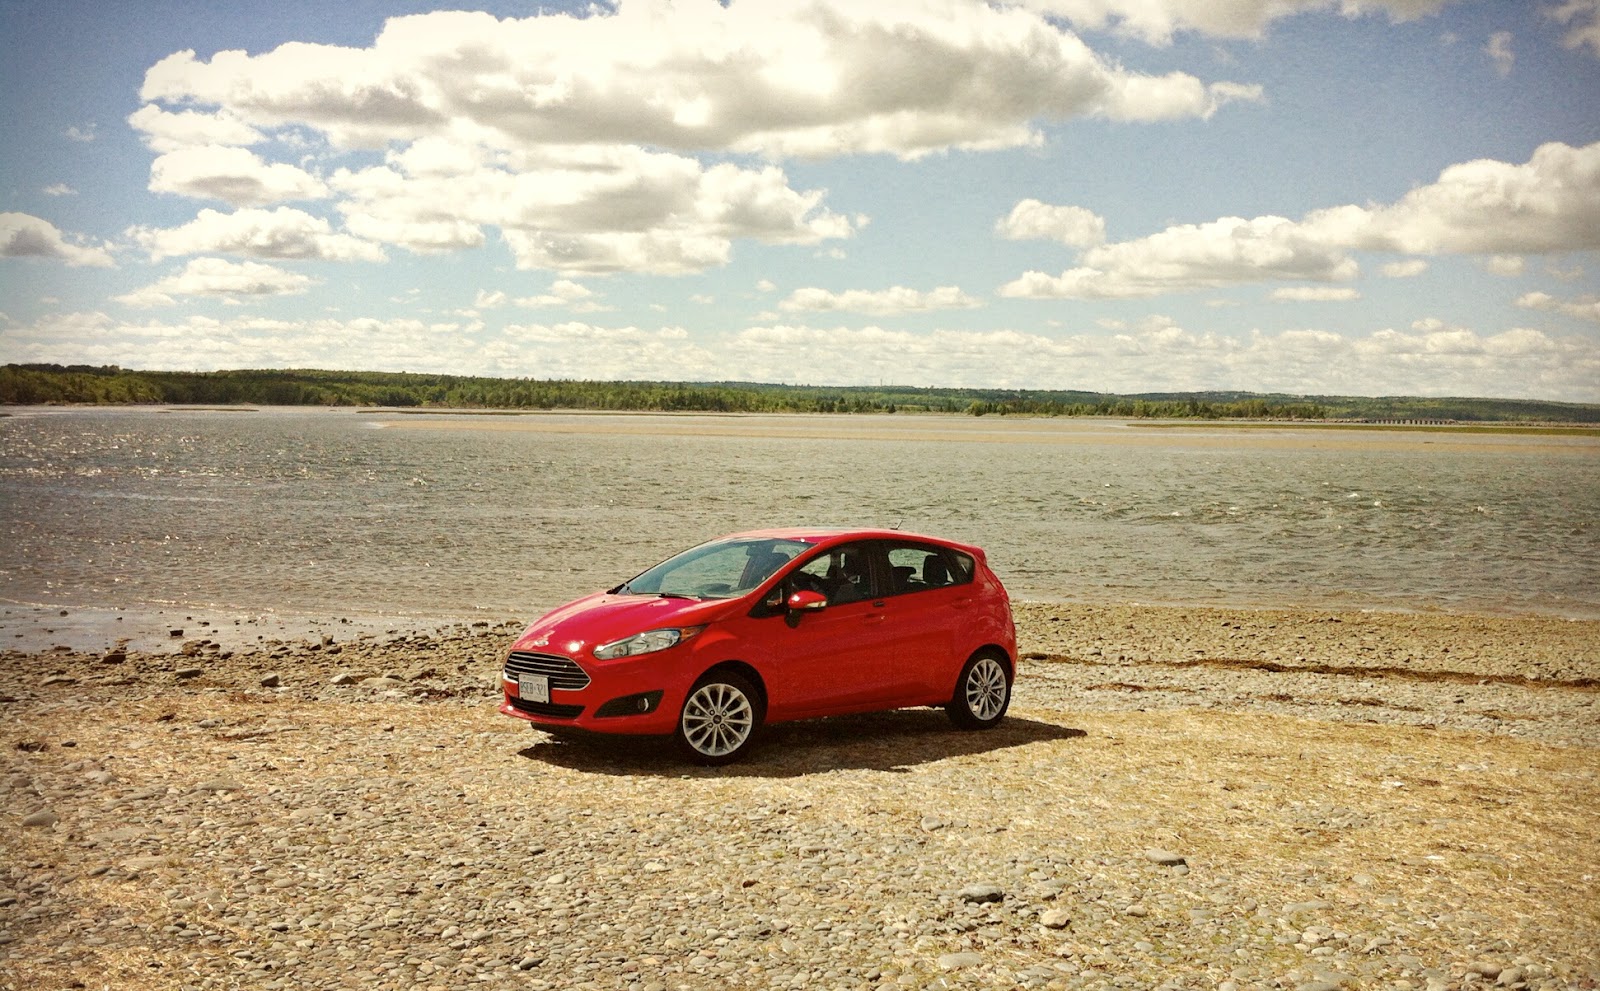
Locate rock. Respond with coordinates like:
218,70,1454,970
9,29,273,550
175,667,203,679
21,810,59,828
260,673,282,688
938,952,983,971
194,780,245,793
1144,849,1187,866
359,676,407,689
40,676,77,687
329,672,366,686
957,883,1004,904
1039,908,1071,929
102,650,127,664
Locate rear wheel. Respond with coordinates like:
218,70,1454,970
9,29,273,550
675,672,762,765
947,651,1011,729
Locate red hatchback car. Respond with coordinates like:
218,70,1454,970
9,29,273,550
500,528,1017,763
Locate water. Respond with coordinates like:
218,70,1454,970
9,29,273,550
2,406,1596,647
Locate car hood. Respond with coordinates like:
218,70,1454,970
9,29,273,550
511,591,734,657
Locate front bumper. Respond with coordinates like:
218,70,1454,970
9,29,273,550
498,654,680,735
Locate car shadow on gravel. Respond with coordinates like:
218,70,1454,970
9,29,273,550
514,709,1085,777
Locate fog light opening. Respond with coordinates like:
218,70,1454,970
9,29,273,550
594,690,665,719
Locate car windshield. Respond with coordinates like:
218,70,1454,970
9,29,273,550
618,537,812,599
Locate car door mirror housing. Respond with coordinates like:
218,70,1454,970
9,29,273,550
787,589,828,612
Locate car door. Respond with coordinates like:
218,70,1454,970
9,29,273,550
757,542,900,717
876,542,975,701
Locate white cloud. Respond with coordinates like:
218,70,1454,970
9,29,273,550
1547,0,1600,57
43,184,77,197
1517,290,1600,323
996,200,1106,247
1270,286,1361,301
1000,214,1359,299
0,212,116,268
64,123,96,143
129,207,386,262
778,285,982,315
1484,255,1525,276
721,319,1599,400
150,146,328,206
513,280,607,312
1002,142,1600,299
1017,0,1459,45
473,290,508,310
1307,141,1600,255
128,104,266,153
326,145,848,271
1381,258,1429,277
137,1,1259,162
1484,31,1514,76
114,257,316,308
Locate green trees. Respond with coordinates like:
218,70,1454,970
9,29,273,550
4,364,1595,422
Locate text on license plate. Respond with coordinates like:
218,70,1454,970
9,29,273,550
518,674,550,703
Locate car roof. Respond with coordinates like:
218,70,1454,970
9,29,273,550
714,527,982,554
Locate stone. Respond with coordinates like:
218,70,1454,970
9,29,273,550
102,650,127,664
1144,849,1187,866
194,780,245,792
938,952,983,971
260,673,282,688
1039,908,1071,929
175,667,203,679
21,810,59,828
958,883,1004,904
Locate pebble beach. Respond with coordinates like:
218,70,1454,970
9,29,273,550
3,602,1597,991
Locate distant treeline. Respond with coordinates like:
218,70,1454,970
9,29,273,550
4,364,1597,423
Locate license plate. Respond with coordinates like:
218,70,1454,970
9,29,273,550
518,674,550,703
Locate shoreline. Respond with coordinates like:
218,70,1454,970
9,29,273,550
3,600,1597,990
4,596,1598,661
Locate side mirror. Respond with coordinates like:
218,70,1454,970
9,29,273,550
786,589,828,613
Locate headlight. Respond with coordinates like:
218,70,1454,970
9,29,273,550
593,626,704,660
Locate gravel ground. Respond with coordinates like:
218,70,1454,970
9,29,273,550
3,603,1597,991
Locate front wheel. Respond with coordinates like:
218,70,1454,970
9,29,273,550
947,651,1011,730
675,672,762,765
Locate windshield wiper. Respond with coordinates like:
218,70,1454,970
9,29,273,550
655,592,700,600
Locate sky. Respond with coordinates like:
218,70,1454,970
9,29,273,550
2,0,1599,402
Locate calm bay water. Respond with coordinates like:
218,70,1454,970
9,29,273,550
2,407,1597,647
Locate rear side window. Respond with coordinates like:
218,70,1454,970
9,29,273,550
883,543,974,595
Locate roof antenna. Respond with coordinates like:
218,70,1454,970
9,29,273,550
889,518,904,530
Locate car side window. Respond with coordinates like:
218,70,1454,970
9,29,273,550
790,543,878,605
884,544,973,595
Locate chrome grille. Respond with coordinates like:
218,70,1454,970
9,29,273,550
505,650,591,691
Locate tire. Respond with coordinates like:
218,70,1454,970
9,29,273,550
675,671,762,765
946,651,1011,730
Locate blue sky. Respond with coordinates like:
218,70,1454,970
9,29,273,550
3,0,1599,401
